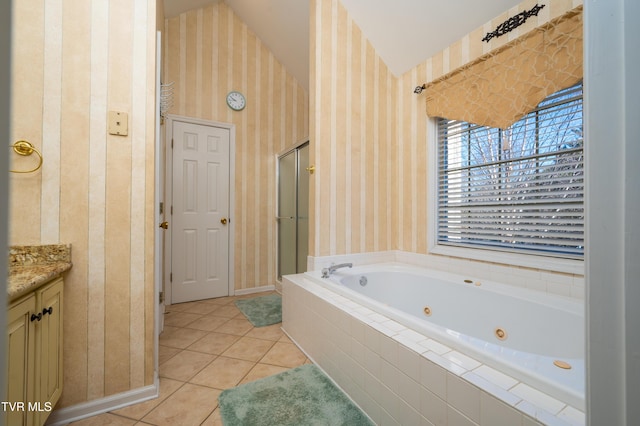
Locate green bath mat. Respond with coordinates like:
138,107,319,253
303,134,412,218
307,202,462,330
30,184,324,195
218,364,374,426
234,294,282,327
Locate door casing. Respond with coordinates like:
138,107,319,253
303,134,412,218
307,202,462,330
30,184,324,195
164,114,236,305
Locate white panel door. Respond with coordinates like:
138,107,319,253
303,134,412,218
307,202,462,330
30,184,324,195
172,121,230,303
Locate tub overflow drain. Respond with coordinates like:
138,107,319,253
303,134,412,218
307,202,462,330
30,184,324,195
494,328,507,340
359,276,368,286
423,306,432,316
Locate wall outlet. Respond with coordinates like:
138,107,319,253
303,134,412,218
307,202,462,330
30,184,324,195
108,111,128,136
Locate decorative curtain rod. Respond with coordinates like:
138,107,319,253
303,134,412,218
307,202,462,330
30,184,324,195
482,3,546,43
413,4,547,95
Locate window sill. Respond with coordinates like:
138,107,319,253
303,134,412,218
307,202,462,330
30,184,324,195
429,243,584,275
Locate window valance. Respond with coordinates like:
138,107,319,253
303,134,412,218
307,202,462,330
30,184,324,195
424,6,583,129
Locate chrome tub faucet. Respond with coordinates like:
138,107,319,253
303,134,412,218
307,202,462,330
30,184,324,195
321,262,353,278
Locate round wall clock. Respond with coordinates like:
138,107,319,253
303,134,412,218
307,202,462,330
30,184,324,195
226,91,246,111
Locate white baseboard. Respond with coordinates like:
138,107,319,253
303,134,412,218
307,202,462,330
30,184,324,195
234,284,275,296
45,381,159,425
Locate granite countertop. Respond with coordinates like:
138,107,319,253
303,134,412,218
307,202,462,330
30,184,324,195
8,244,72,302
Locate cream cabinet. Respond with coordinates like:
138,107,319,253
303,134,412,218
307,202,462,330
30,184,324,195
6,277,64,426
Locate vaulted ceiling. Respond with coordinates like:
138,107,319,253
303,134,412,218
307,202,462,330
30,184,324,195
163,0,524,91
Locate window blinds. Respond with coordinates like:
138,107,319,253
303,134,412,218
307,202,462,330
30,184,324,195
437,83,583,257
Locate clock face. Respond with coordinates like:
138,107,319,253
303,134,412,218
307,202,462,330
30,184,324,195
226,91,246,111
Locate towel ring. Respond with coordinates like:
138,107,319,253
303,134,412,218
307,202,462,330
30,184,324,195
9,140,43,174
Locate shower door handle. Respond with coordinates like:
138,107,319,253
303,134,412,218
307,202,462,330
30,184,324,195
276,216,294,220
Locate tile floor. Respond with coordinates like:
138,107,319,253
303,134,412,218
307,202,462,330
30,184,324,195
68,292,310,426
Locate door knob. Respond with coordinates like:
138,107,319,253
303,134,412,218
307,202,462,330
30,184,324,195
159,221,169,229
220,218,228,225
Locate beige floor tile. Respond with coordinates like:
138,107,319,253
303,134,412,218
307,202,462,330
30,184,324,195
244,323,284,341
221,336,276,362
279,333,293,343
200,296,235,305
200,408,223,426
159,326,207,349
210,305,242,318
214,318,253,336
183,316,229,332
186,332,240,355
181,302,220,315
165,301,203,313
141,383,220,426
159,350,216,381
69,292,312,426
163,311,202,328
260,342,308,368
158,345,181,365
111,378,184,420
239,363,289,385
69,412,137,425
190,356,255,389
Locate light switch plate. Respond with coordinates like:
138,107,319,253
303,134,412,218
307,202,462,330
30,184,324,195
108,111,128,136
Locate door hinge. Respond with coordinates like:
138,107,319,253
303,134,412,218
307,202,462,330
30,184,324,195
159,291,165,304
171,138,174,149
170,272,173,283
171,205,173,215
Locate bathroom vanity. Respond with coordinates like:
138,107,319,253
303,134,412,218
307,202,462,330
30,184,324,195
6,245,71,426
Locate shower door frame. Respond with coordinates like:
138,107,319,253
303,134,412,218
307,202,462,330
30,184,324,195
276,140,309,281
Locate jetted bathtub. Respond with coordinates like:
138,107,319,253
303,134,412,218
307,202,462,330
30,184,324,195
303,263,585,411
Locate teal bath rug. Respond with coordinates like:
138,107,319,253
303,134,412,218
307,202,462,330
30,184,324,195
218,364,374,426
234,294,282,327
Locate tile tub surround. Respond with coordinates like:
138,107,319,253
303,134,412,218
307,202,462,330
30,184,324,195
282,274,585,426
8,244,72,301
308,250,585,299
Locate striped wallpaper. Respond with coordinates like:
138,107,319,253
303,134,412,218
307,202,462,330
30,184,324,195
6,0,583,412
10,0,158,408
164,3,309,291
310,0,397,257
310,0,583,269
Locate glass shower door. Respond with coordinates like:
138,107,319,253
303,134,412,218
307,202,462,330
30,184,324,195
277,151,297,278
277,142,309,280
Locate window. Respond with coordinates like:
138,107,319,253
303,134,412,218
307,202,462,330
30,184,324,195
436,83,583,259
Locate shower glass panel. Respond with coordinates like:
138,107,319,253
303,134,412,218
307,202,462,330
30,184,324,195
278,151,297,278
277,142,309,280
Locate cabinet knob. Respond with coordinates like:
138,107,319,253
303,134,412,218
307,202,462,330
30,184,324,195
30,313,42,322
43,307,53,316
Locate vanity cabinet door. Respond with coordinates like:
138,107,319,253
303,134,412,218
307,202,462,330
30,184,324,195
36,277,63,425
6,293,37,426
6,277,64,426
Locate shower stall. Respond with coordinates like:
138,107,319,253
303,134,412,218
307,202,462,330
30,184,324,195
277,142,309,280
